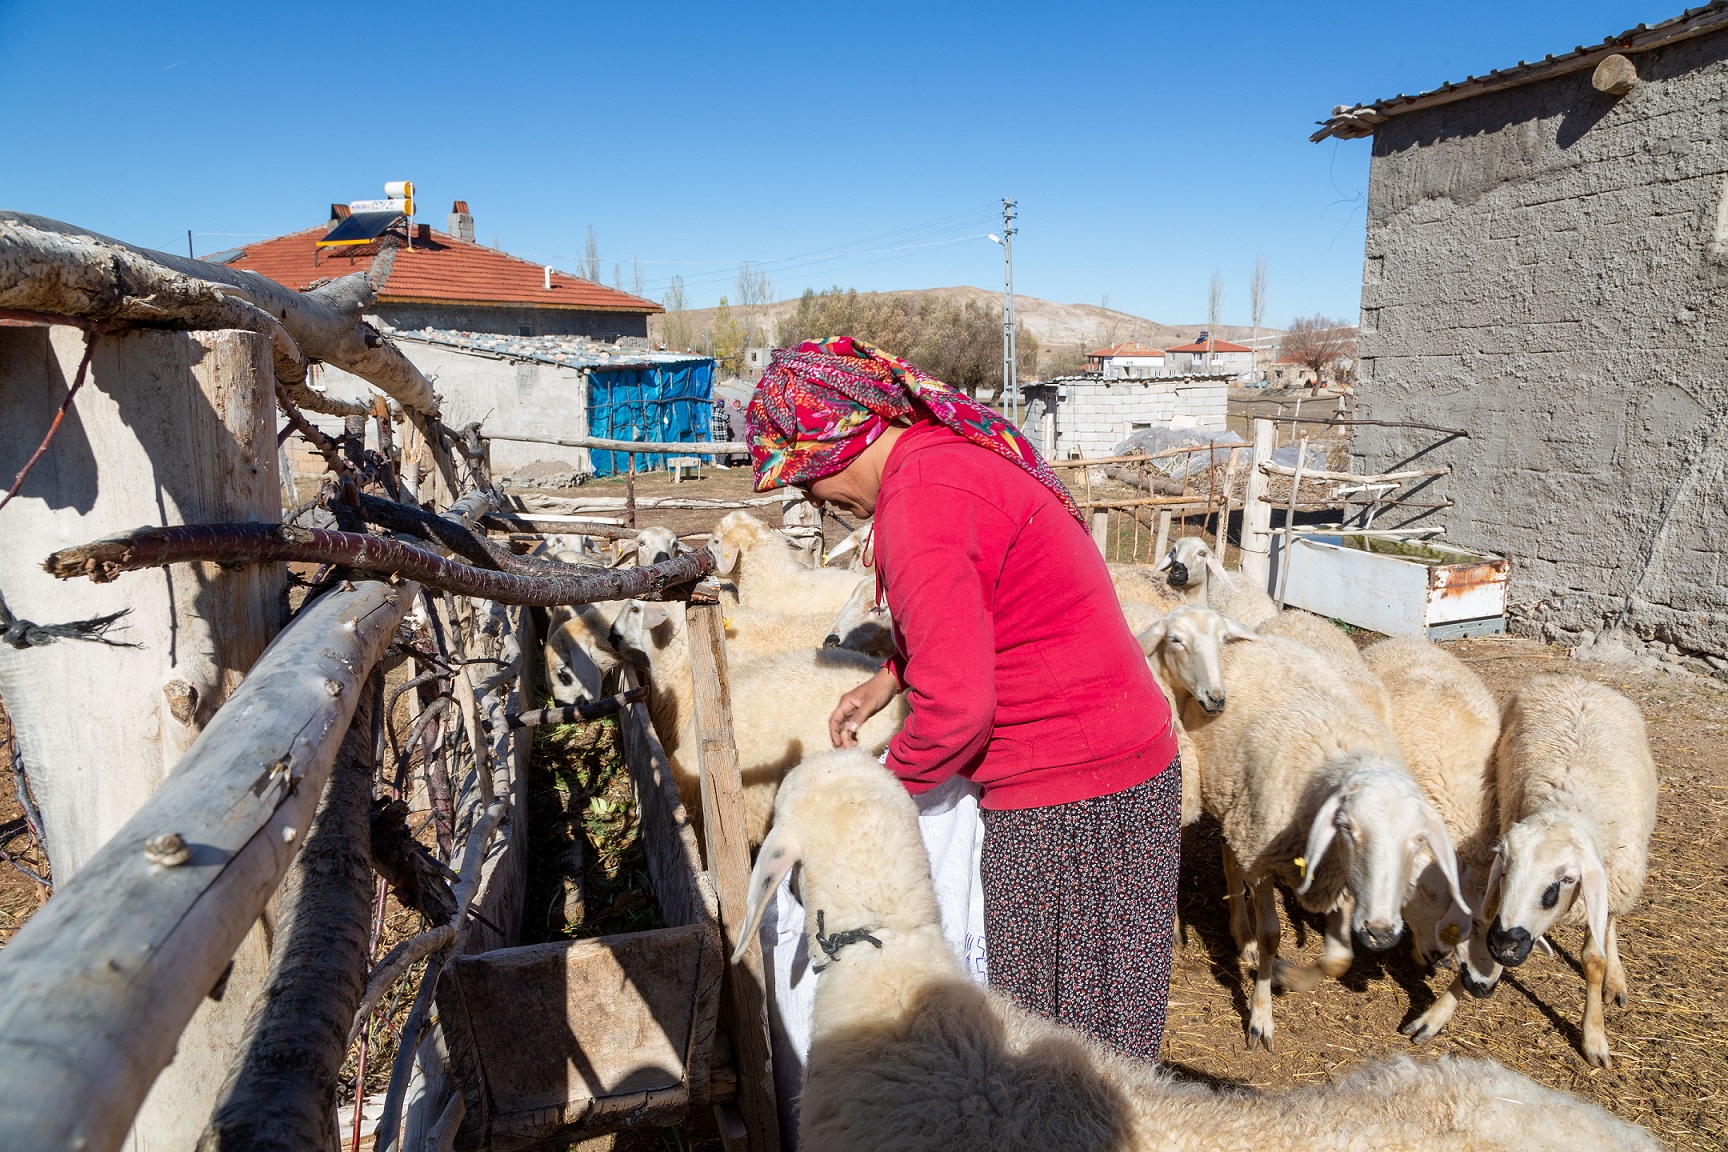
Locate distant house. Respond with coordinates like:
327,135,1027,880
1164,333,1255,380
1085,341,1167,379
218,200,662,339
1311,3,1728,671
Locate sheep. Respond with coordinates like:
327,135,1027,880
733,749,1661,1152
611,598,908,845
1357,638,1502,1044
543,601,627,705
1155,536,1278,627
1180,635,1467,1049
1134,605,1257,827
1108,562,1184,612
822,575,896,659
712,510,862,620
1480,674,1658,1068
630,524,681,566
1256,609,1392,725
822,521,876,570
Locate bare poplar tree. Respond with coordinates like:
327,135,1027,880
735,262,774,350
631,257,644,298
613,262,622,290
662,275,691,350
582,226,599,281
1250,255,1267,351
1207,268,1223,368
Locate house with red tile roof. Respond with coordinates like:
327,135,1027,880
214,201,662,340
1084,341,1166,378
1164,332,1256,380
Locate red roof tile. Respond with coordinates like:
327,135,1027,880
221,225,662,315
1088,341,1166,358
1165,337,1253,354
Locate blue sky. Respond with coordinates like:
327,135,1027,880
0,1,1681,327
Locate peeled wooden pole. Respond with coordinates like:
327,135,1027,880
1,211,437,414
0,579,411,1152
195,674,381,1152
1238,418,1276,590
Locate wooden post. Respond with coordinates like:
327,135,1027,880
1153,509,1172,564
781,493,822,565
626,453,637,530
684,602,780,1152
1091,510,1109,557
1239,418,1275,591
1276,435,1309,610
0,325,286,1149
1219,446,1241,567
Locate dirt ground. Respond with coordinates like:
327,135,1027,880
1165,634,1728,1151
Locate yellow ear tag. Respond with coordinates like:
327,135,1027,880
723,617,734,630
1439,923,1463,948
1294,856,1307,876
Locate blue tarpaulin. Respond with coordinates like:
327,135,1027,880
586,359,716,477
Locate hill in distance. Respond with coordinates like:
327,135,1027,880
657,286,1278,357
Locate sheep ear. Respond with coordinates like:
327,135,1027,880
1422,804,1471,917
609,548,635,569
1481,846,1506,925
823,535,858,567
1222,618,1260,643
711,539,740,576
640,602,669,630
1205,552,1240,592
1136,618,1168,658
1298,790,1345,897
1578,841,1610,956
1152,550,1174,573
733,825,802,964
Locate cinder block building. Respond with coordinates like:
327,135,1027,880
1314,4,1728,674
1022,374,1230,459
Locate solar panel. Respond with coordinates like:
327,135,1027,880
318,211,403,247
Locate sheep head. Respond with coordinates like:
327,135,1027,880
1155,537,1236,595
733,749,940,965
1298,760,1468,953
1483,813,1608,969
824,576,894,657
634,525,680,566
1137,605,1256,714
610,599,673,667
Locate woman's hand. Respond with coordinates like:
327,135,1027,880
830,667,901,749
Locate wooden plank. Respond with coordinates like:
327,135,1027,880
684,602,781,1152
485,431,747,454
1153,509,1172,563
438,925,715,1148
0,579,412,1152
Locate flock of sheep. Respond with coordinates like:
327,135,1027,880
532,514,1663,1151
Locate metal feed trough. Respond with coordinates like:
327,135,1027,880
1270,533,1509,639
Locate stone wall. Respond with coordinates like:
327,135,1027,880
371,302,649,340
1354,31,1728,674
1025,376,1228,459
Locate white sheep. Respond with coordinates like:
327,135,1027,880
822,575,896,659
1256,609,1392,725
1180,635,1467,1049
612,598,907,845
1480,674,1658,1068
1107,561,1184,613
1155,536,1278,627
631,525,681,566
1134,605,1257,827
1359,637,1502,1043
733,749,1660,1152
712,510,862,619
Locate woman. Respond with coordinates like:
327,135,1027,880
746,337,1181,1060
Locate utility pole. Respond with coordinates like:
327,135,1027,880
1000,198,1018,422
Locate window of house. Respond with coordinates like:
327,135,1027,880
518,325,533,337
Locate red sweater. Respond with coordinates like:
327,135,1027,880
876,420,1176,810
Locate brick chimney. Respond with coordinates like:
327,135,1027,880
448,200,475,243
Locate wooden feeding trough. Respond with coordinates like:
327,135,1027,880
1270,533,1510,639
436,600,778,1151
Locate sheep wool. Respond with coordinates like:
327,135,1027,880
749,750,1660,1152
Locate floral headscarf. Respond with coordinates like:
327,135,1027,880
745,337,1081,523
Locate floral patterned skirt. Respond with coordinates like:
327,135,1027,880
978,758,1182,1062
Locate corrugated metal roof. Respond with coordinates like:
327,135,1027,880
1312,2,1728,141
223,224,663,314
388,326,712,371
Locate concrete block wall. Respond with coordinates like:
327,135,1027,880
1025,376,1228,459
1354,30,1728,673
